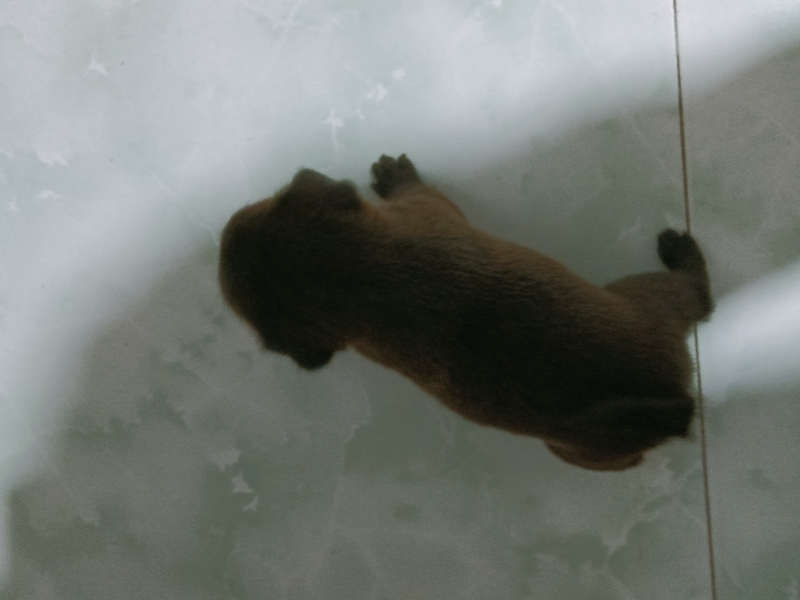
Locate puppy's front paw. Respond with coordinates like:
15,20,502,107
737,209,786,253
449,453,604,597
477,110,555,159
370,154,422,198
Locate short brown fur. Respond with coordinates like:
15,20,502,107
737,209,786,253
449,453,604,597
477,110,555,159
219,155,713,470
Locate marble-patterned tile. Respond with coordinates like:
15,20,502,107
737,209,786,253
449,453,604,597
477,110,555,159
679,3,800,599
0,0,715,597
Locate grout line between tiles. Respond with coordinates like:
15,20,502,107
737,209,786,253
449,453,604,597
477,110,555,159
672,1,692,232
671,2,719,599
693,326,717,600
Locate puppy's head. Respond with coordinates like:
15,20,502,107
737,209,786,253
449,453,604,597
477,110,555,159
219,169,363,369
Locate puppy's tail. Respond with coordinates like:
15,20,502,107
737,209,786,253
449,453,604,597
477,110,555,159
556,394,695,457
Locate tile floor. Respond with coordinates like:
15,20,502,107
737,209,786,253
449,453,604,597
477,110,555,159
0,0,798,598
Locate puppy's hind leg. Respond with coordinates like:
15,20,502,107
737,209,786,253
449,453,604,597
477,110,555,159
606,229,713,326
371,154,422,199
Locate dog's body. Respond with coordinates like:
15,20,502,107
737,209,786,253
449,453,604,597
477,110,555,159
219,155,713,470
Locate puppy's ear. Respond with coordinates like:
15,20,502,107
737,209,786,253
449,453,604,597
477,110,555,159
289,170,361,212
291,347,335,370
256,329,336,371
271,336,334,370
292,168,334,188
324,181,361,211
545,442,643,471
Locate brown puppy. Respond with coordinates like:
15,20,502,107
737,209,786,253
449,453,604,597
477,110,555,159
219,155,713,470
